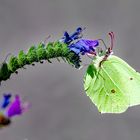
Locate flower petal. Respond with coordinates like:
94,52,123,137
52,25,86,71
7,95,22,117
68,39,99,55
1,93,12,109
6,95,29,118
59,27,84,44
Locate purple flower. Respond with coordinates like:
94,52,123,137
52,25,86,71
68,39,99,55
59,27,84,44
7,95,29,118
70,27,83,41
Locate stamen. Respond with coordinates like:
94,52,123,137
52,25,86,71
82,27,86,31
98,39,108,49
43,35,51,44
3,53,12,63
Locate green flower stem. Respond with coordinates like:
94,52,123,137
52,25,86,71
0,41,81,83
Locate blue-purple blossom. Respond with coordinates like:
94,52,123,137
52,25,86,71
68,39,99,55
59,27,84,44
1,93,11,109
70,27,83,41
59,27,99,55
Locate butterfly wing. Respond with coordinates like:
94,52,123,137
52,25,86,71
83,55,139,113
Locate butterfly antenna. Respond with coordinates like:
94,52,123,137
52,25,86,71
108,31,114,51
99,32,115,66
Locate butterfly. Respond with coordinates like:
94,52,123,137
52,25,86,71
84,32,140,113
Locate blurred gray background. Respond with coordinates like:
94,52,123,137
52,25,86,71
0,0,140,140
